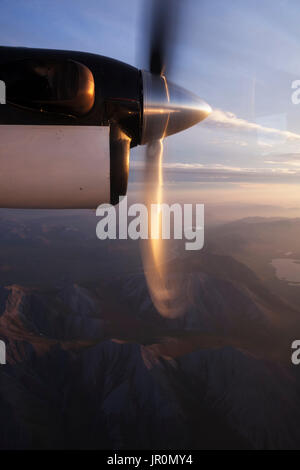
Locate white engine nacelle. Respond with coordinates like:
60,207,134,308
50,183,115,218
0,125,113,208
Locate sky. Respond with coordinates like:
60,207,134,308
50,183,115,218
1,0,300,205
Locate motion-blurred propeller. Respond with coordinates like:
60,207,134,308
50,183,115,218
147,0,181,76
139,0,211,318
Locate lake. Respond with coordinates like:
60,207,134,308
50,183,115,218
271,258,300,285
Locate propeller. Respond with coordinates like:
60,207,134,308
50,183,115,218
139,0,211,318
147,0,181,76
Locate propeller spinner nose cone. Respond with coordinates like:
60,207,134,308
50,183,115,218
140,70,211,145
165,80,211,138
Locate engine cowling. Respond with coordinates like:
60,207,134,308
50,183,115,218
0,46,210,209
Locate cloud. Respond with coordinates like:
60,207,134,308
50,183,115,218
130,161,300,184
205,109,300,143
264,152,300,167
265,160,300,167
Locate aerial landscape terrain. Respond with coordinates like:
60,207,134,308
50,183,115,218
0,204,299,450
